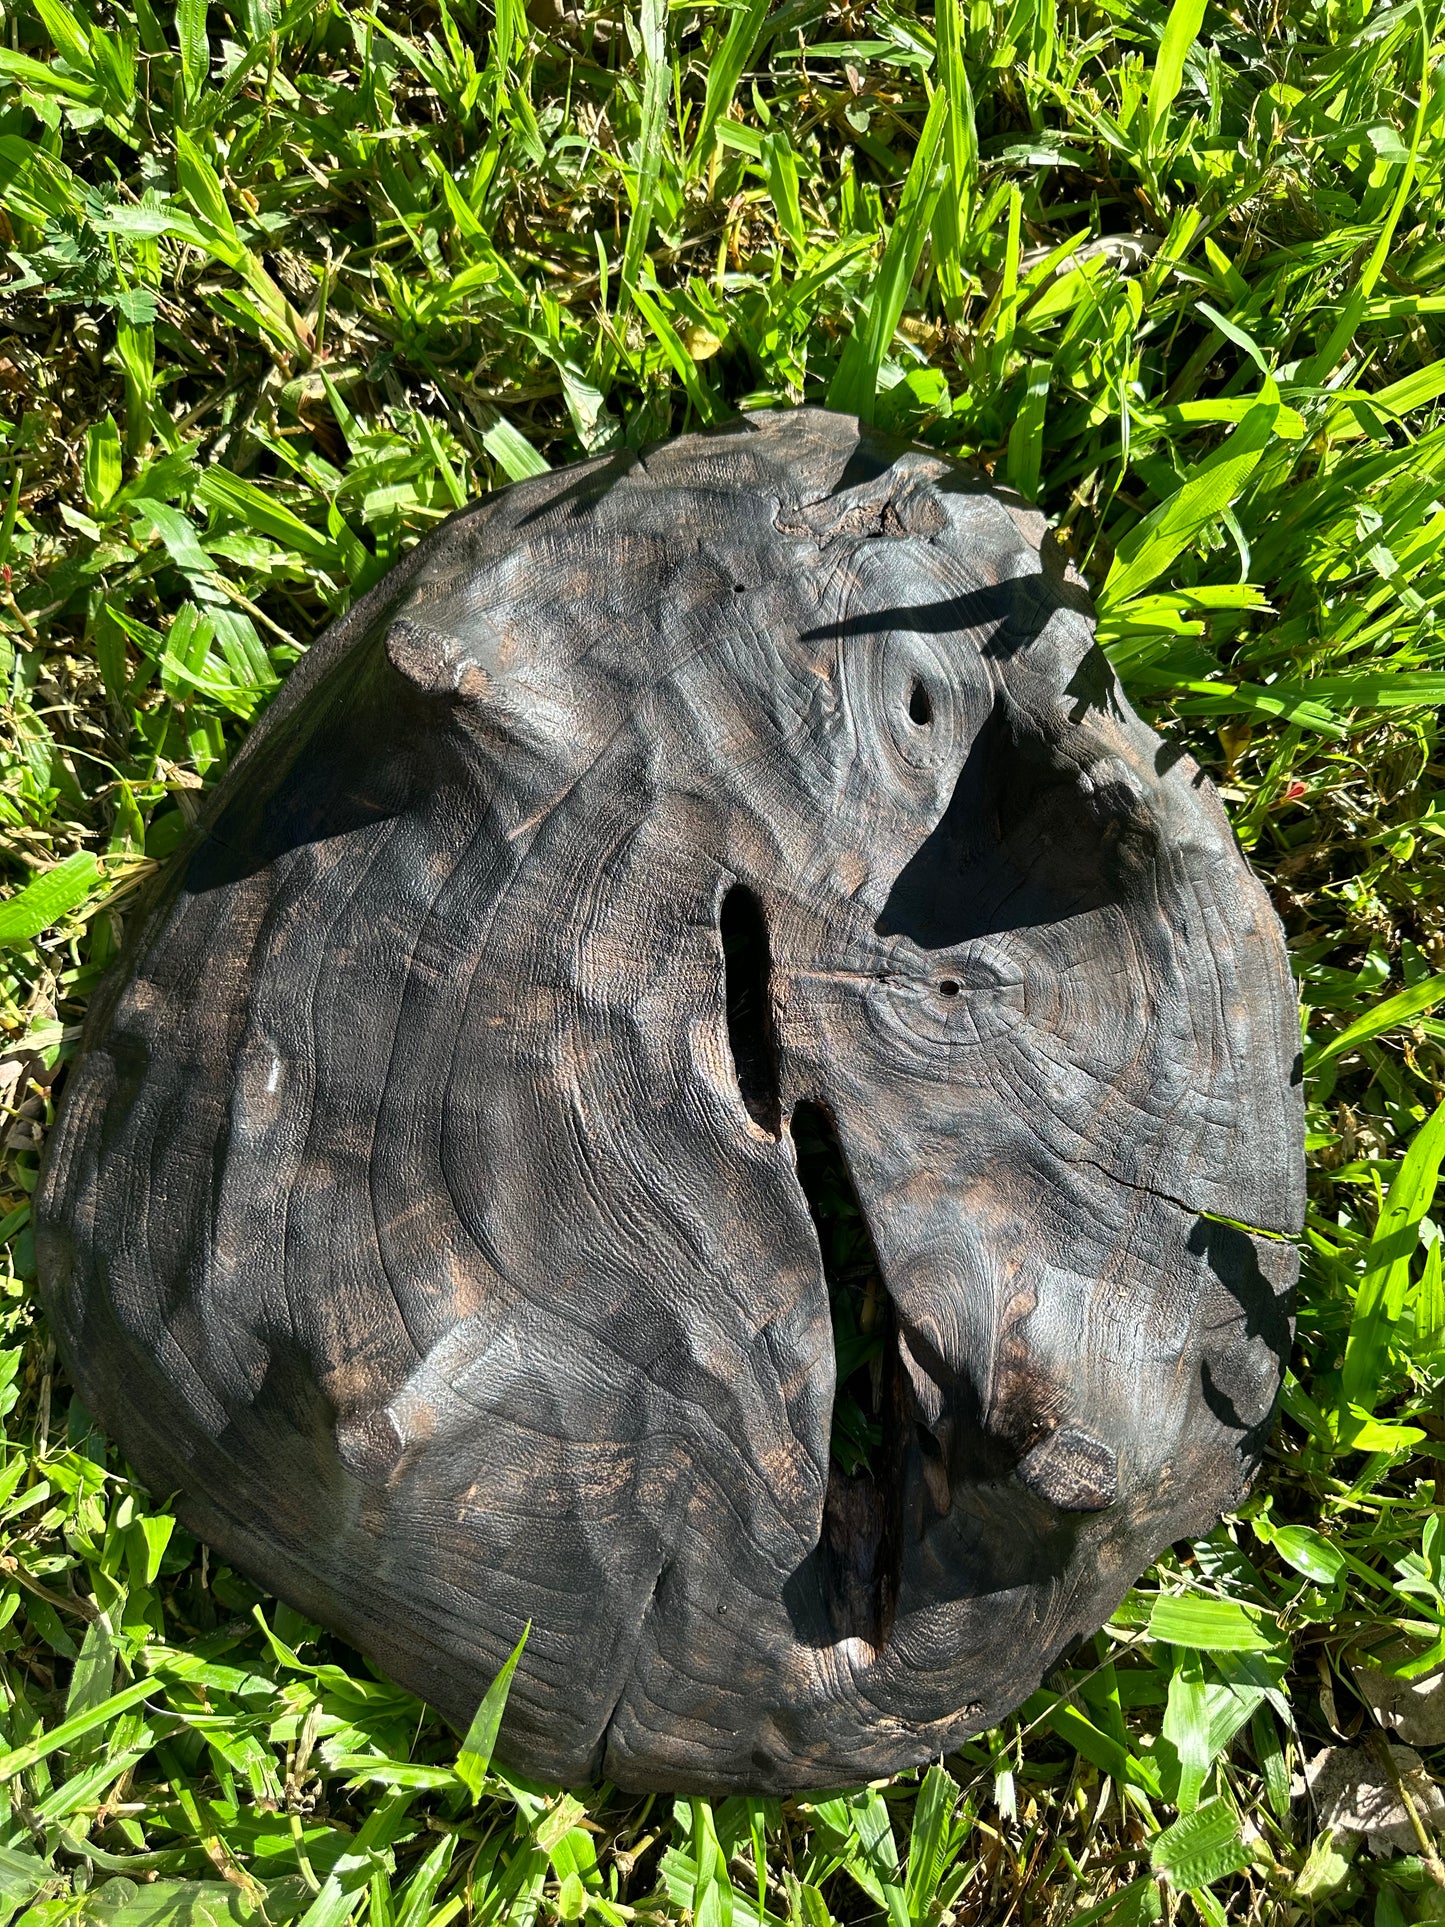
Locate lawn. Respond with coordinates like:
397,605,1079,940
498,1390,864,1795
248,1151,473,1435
2,0,1444,1920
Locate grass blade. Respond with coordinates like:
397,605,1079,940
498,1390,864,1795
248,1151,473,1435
827,87,948,420
1147,1597,1279,1653
454,1624,529,1798
1303,9,1429,381
1150,1800,1250,1892
1306,975,1445,1072
929,0,976,319
0,853,105,945
64,1611,117,1724
616,0,668,318
1100,403,1278,609
1004,358,1050,503
1340,1098,1445,1414
176,0,208,103
903,1765,959,1923
1146,0,1207,139
690,0,770,181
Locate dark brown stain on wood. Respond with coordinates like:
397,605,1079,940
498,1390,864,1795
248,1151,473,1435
34,407,1305,1794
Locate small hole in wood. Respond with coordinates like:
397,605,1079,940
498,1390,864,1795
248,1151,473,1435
938,978,960,998
908,678,933,727
720,884,780,1136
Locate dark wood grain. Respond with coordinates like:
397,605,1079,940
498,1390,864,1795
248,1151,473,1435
35,407,1305,1793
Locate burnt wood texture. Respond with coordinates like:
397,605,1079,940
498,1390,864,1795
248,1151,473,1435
36,407,1305,1793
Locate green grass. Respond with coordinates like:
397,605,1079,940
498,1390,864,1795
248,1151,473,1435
1,0,1444,1919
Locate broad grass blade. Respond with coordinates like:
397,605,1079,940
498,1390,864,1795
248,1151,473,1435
454,1624,529,1798
1147,0,1207,138
1150,1799,1250,1892
828,88,948,421
1340,1098,1445,1414
1100,403,1277,608
0,853,104,946
1307,976,1445,1073
691,0,770,181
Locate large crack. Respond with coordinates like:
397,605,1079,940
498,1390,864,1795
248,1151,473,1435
788,1099,903,1652
593,1552,672,1782
1074,1155,1294,1242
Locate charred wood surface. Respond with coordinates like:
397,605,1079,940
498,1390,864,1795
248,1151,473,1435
36,408,1305,1792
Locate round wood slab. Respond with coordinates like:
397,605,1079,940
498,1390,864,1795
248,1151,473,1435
37,407,1305,1792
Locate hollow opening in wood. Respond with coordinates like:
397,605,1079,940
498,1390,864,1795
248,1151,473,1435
907,678,933,726
790,1100,902,1649
720,883,781,1136
790,1101,889,1476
